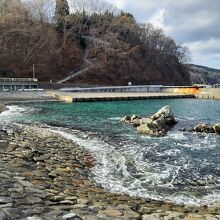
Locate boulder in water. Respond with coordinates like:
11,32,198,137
213,123,220,134
130,114,140,123
193,124,215,133
121,115,131,123
150,106,177,126
132,119,141,127
137,122,166,137
121,106,177,137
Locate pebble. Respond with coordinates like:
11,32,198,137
0,122,219,220
62,213,77,219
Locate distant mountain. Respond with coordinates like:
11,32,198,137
187,64,220,85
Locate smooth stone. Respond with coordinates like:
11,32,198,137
142,215,161,220
0,197,13,204
22,217,43,220
0,211,7,220
123,210,140,219
18,180,33,187
62,213,77,219
137,123,165,137
0,203,13,208
184,214,206,220
59,200,76,205
2,208,19,218
77,199,90,205
98,209,123,217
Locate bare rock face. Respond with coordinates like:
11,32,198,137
0,104,6,114
121,106,177,137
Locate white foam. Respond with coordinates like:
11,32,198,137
49,127,220,206
0,105,26,117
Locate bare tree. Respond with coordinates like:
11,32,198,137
25,0,55,23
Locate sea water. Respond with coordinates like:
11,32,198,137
1,99,220,205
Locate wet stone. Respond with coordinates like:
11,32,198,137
2,208,20,219
0,197,13,204
0,211,7,220
62,213,77,219
98,209,123,218
0,123,219,220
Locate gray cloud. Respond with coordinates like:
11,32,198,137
106,0,220,69
164,0,220,42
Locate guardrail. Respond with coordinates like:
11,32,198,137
0,78,38,82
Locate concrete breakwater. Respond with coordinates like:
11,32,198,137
49,85,220,102
196,88,220,100
51,92,196,103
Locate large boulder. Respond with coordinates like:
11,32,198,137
137,122,166,137
0,104,6,114
121,106,177,137
151,106,177,126
193,124,215,133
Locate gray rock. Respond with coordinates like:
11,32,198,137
0,197,13,204
123,106,177,137
0,104,6,114
137,123,166,137
132,119,141,127
23,216,43,220
130,114,140,122
62,213,77,219
140,117,152,125
0,211,7,220
193,124,215,133
213,123,220,134
121,115,131,123
151,106,176,126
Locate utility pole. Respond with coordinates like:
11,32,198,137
33,64,35,79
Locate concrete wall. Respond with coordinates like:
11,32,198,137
162,87,201,94
196,88,220,99
59,85,163,93
0,78,38,92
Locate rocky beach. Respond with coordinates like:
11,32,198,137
0,117,219,219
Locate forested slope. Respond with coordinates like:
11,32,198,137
0,0,191,85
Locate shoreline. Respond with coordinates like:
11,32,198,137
0,91,57,105
0,122,219,219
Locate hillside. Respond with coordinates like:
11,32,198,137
0,0,191,86
187,64,220,85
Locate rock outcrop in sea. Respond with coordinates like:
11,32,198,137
121,106,177,137
192,123,220,134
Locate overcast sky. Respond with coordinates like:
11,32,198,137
106,0,220,69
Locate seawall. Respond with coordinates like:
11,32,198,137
48,86,220,102
196,88,220,100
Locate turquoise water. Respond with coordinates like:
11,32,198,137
1,99,220,205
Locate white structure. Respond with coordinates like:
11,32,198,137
0,78,38,92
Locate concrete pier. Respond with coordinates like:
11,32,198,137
50,92,196,103
196,88,220,100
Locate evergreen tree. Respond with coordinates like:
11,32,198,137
54,0,70,31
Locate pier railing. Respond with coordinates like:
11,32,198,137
0,78,38,83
